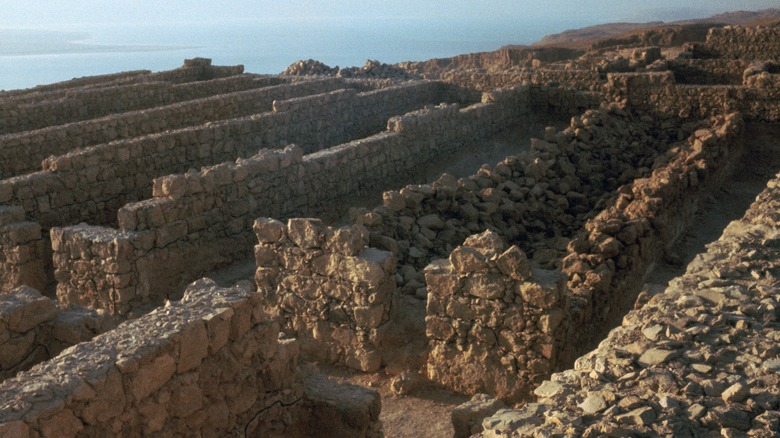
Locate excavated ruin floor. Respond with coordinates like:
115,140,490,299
202,122,780,437
646,123,780,288
340,123,780,438
208,119,562,289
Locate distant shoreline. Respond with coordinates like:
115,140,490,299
0,29,192,57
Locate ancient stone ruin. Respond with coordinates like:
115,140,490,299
0,24,779,437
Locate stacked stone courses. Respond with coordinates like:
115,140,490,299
255,218,396,372
52,87,527,314
0,70,151,98
0,279,306,436
0,79,445,230
0,65,247,135
0,75,297,177
0,286,113,381
0,23,779,435
703,26,780,60
480,171,780,437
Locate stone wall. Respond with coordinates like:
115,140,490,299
425,230,568,402
0,70,151,103
667,59,748,85
562,112,745,351
355,107,680,299
0,286,112,381
350,106,742,402
0,80,445,229
0,279,306,437
440,69,604,92
704,25,780,60
255,218,395,372
479,172,780,438
0,77,346,178
0,206,46,293
0,66,248,135
51,87,527,314
607,71,780,121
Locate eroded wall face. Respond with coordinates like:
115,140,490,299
255,218,395,372
52,87,529,315
0,279,306,437
0,64,245,135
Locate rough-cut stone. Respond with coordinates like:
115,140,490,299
637,348,678,367
451,394,505,438
616,406,657,425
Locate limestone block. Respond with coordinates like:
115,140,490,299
465,274,506,300
2,287,58,333
0,421,29,438
178,321,209,373
495,246,532,281
38,410,83,438
0,331,35,369
325,226,368,256
353,306,385,329
449,246,487,274
424,260,461,296
382,190,405,212
519,269,565,309
287,218,324,249
159,175,188,200
0,206,25,227
463,230,506,256
254,245,278,267
132,353,176,400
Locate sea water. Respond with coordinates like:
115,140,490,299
0,17,593,91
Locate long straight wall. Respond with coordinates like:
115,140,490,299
52,87,530,314
0,80,447,229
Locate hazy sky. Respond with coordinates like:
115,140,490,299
1,1,778,27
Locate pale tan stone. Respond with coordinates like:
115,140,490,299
132,353,176,400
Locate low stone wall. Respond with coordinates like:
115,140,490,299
0,70,152,103
0,80,444,229
350,107,741,402
52,88,527,314
0,206,46,293
480,171,780,437
356,107,679,300
704,25,780,60
255,218,395,372
667,59,748,85
0,77,346,178
0,286,112,381
440,69,604,92
562,112,745,351
607,71,780,121
0,66,248,135
0,279,305,437
527,86,604,119
425,231,568,402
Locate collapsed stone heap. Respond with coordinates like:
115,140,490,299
479,172,780,437
0,23,778,437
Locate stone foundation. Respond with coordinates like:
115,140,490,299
0,286,113,381
425,231,568,401
480,171,780,437
0,206,46,293
52,87,528,314
255,218,395,372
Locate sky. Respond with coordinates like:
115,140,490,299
1,0,778,28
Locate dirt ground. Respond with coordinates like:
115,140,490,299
317,365,470,438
